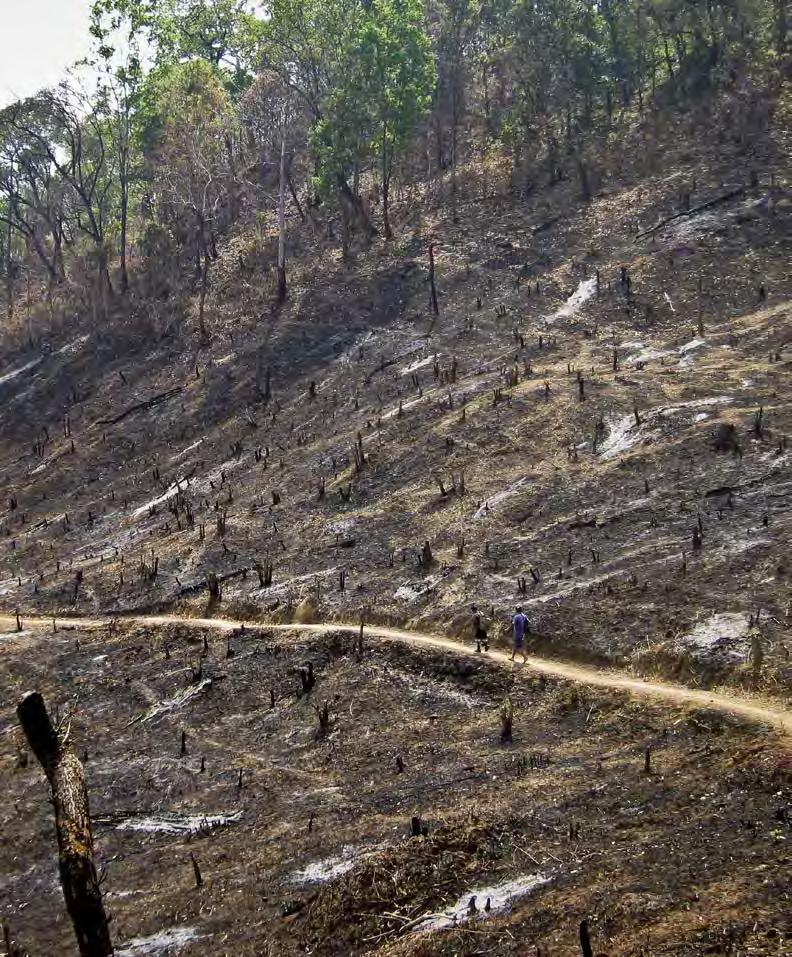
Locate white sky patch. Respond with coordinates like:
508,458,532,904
0,1,92,108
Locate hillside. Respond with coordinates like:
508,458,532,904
1,90,790,691
1,76,791,956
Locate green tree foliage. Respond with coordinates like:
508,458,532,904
310,0,435,239
0,0,787,327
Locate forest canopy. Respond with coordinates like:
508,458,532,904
0,0,787,328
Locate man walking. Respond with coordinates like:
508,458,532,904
471,604,489,651
511,606,529,662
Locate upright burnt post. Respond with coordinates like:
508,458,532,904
17,692,112,957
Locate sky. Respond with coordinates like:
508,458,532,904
0,0,93,108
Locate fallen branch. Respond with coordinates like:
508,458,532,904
97,387,183,426
126,677,212,727
636,187,745,239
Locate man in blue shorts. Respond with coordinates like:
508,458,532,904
511,606,529,662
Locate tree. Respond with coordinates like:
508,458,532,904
311,0,435,242
152,60,236,338
360,0,436,237
90,0,153,293
151,0,264,94
430,0,480,217
241,72,304,302
1,89,117,320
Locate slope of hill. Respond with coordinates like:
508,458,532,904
1,86,791,956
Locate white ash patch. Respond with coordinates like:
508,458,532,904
116,925,205,956
677,613,751,662
129,678,212,726
56,334,89,355
131,477,190,519
394,574,442,602
598,396,733,460
678,338,708,367
669,209,728,241
328,518,355,536
252,565,340,598
290,846,370,884
382,394,426,421
473,476,532,519
627,337,706,368
0,357,42,387
419,873,551,933
400,355,435,376
630,345,671,365
383,667,484,709
171,439,204,461
546,277,597,323
100,810,243,835
678,337,707,355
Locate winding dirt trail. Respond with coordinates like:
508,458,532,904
2,612,790,736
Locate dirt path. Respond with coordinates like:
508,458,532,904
2,612,790,736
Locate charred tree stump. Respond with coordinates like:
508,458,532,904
206,572,222,601
420,540,434,567
579,919,593,957
428,242,439,316
190,852,203,888
314,700,330,733
300,663,316,694
500,698,514,743
16,692,112,957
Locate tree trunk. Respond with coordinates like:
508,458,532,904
577,154,592,202
337,176,376,247
450,85,459,224
119,168,129,293
17,692,112,957
664,38,675,79
428,242,439,316
4,215,13,321
97,247,113,322
277,130,287,303
382,176,391,239
198,241,210,341
286,168,305,222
